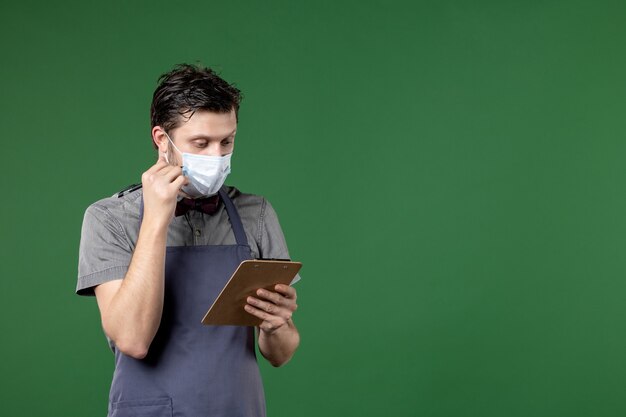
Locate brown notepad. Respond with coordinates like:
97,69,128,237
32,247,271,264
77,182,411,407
201,259,302,326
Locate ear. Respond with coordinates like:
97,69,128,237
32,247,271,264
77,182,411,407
152,126,169,154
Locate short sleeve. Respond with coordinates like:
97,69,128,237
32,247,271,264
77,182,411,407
76,205,133,296
259,199,301,284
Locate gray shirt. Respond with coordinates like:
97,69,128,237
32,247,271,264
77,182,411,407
77,185,296,295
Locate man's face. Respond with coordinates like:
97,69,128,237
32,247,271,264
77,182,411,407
154,109,237,166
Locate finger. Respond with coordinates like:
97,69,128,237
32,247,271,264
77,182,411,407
247,296,293,319
274,284,297,299
244,304,273,322
247,296,279,315
146,156,169,174
244,305,285,332
255,289,295,309
171,175,188,189
255,289,283,305
161,165,184,182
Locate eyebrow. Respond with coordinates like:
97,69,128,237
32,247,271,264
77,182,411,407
186,129,237,141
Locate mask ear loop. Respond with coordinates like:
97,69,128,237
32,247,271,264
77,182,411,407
162,131,190,201
163,132,185,168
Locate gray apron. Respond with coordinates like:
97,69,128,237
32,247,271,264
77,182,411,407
107,188,265,417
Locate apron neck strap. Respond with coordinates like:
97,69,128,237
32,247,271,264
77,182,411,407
218,187,248,246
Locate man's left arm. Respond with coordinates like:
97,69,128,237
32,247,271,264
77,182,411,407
245,197,301,366
245,284,300,367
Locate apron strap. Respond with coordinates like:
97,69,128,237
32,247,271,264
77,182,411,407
218,187,248,247
139,198,144,224
138,188,249,247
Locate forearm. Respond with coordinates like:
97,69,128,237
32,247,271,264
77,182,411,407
101,219,168,358
258,320,300,367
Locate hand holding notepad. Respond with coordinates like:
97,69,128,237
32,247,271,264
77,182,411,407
201,260,302,326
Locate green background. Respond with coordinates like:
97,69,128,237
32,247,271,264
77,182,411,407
1,0,626,415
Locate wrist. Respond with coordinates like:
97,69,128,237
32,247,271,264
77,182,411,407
139,215,171,236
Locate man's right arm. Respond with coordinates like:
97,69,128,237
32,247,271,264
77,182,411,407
94,158,186,359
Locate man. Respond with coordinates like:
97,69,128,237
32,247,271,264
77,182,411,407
77,64,300,417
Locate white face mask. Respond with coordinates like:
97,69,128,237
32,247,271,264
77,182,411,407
164,133,232,198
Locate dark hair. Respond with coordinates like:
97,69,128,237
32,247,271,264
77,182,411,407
150,64,242,147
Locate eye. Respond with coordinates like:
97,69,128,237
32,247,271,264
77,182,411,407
221,138,234,146
193,140,208,148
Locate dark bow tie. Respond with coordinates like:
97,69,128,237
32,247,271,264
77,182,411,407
175,195,220,217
